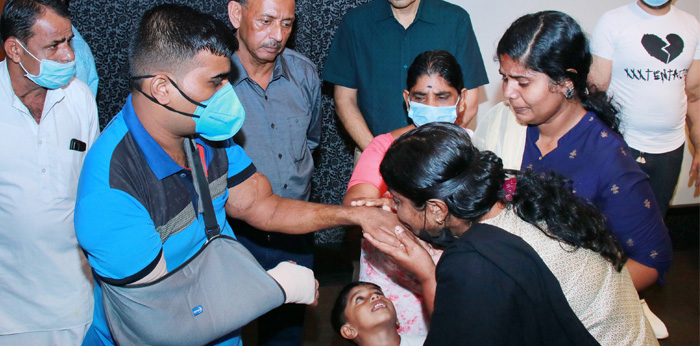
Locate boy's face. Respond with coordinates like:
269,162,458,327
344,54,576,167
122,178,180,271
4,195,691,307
342,285,398,338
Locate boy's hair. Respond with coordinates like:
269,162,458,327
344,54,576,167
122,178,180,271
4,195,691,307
331,281,383,334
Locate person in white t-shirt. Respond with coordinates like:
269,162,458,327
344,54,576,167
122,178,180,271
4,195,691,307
331,282,426,346
0,0,99,344
589,0,700,217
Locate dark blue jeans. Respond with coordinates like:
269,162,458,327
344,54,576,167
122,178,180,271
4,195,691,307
630,143,685,217
229,218,314,346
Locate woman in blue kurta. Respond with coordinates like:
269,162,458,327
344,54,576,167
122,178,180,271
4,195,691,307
496,11,671,290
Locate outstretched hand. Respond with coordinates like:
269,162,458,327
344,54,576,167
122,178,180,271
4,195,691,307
355,206,402,247
350,197,394,212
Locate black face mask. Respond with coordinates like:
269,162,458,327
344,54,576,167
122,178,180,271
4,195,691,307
416,209,458,247
417,228,457,248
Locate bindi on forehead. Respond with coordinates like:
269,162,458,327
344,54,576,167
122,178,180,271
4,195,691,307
427,85,432,89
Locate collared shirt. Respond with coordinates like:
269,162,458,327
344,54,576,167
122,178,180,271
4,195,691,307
322,0,489,135
231,48,320,201
521,112,672,282
0,59,98,334
75,95,255,345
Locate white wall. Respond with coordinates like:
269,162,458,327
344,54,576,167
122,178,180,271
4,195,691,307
450,0,700,206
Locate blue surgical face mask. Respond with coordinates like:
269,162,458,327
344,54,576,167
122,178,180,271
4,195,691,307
132,76,246,141
641,0,671,7
188,82,245,141
17,40,75,89
407,98,458,127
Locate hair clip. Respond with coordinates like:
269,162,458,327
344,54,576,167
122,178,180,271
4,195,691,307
503,177,517,201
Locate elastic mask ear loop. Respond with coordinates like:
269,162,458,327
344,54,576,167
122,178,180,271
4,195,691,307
131,75,202,118
423,208,428,232
16,40,41,62
16,40,41,75
166,77,207,108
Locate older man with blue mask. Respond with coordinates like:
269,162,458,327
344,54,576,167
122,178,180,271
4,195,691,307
0,0,99,344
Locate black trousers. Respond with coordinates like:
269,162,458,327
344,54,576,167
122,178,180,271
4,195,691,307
630,143,685,217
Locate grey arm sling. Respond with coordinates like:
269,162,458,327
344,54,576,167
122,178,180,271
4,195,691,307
99,137,285,346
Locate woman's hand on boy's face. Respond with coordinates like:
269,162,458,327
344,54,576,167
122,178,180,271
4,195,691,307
363,225,437,284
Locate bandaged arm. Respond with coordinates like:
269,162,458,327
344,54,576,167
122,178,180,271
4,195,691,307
267,261,317,304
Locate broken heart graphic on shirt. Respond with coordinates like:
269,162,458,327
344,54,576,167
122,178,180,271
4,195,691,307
641,33,684,64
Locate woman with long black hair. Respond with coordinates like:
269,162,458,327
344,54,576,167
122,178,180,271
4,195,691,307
364,122,657,345
491,11,671,291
